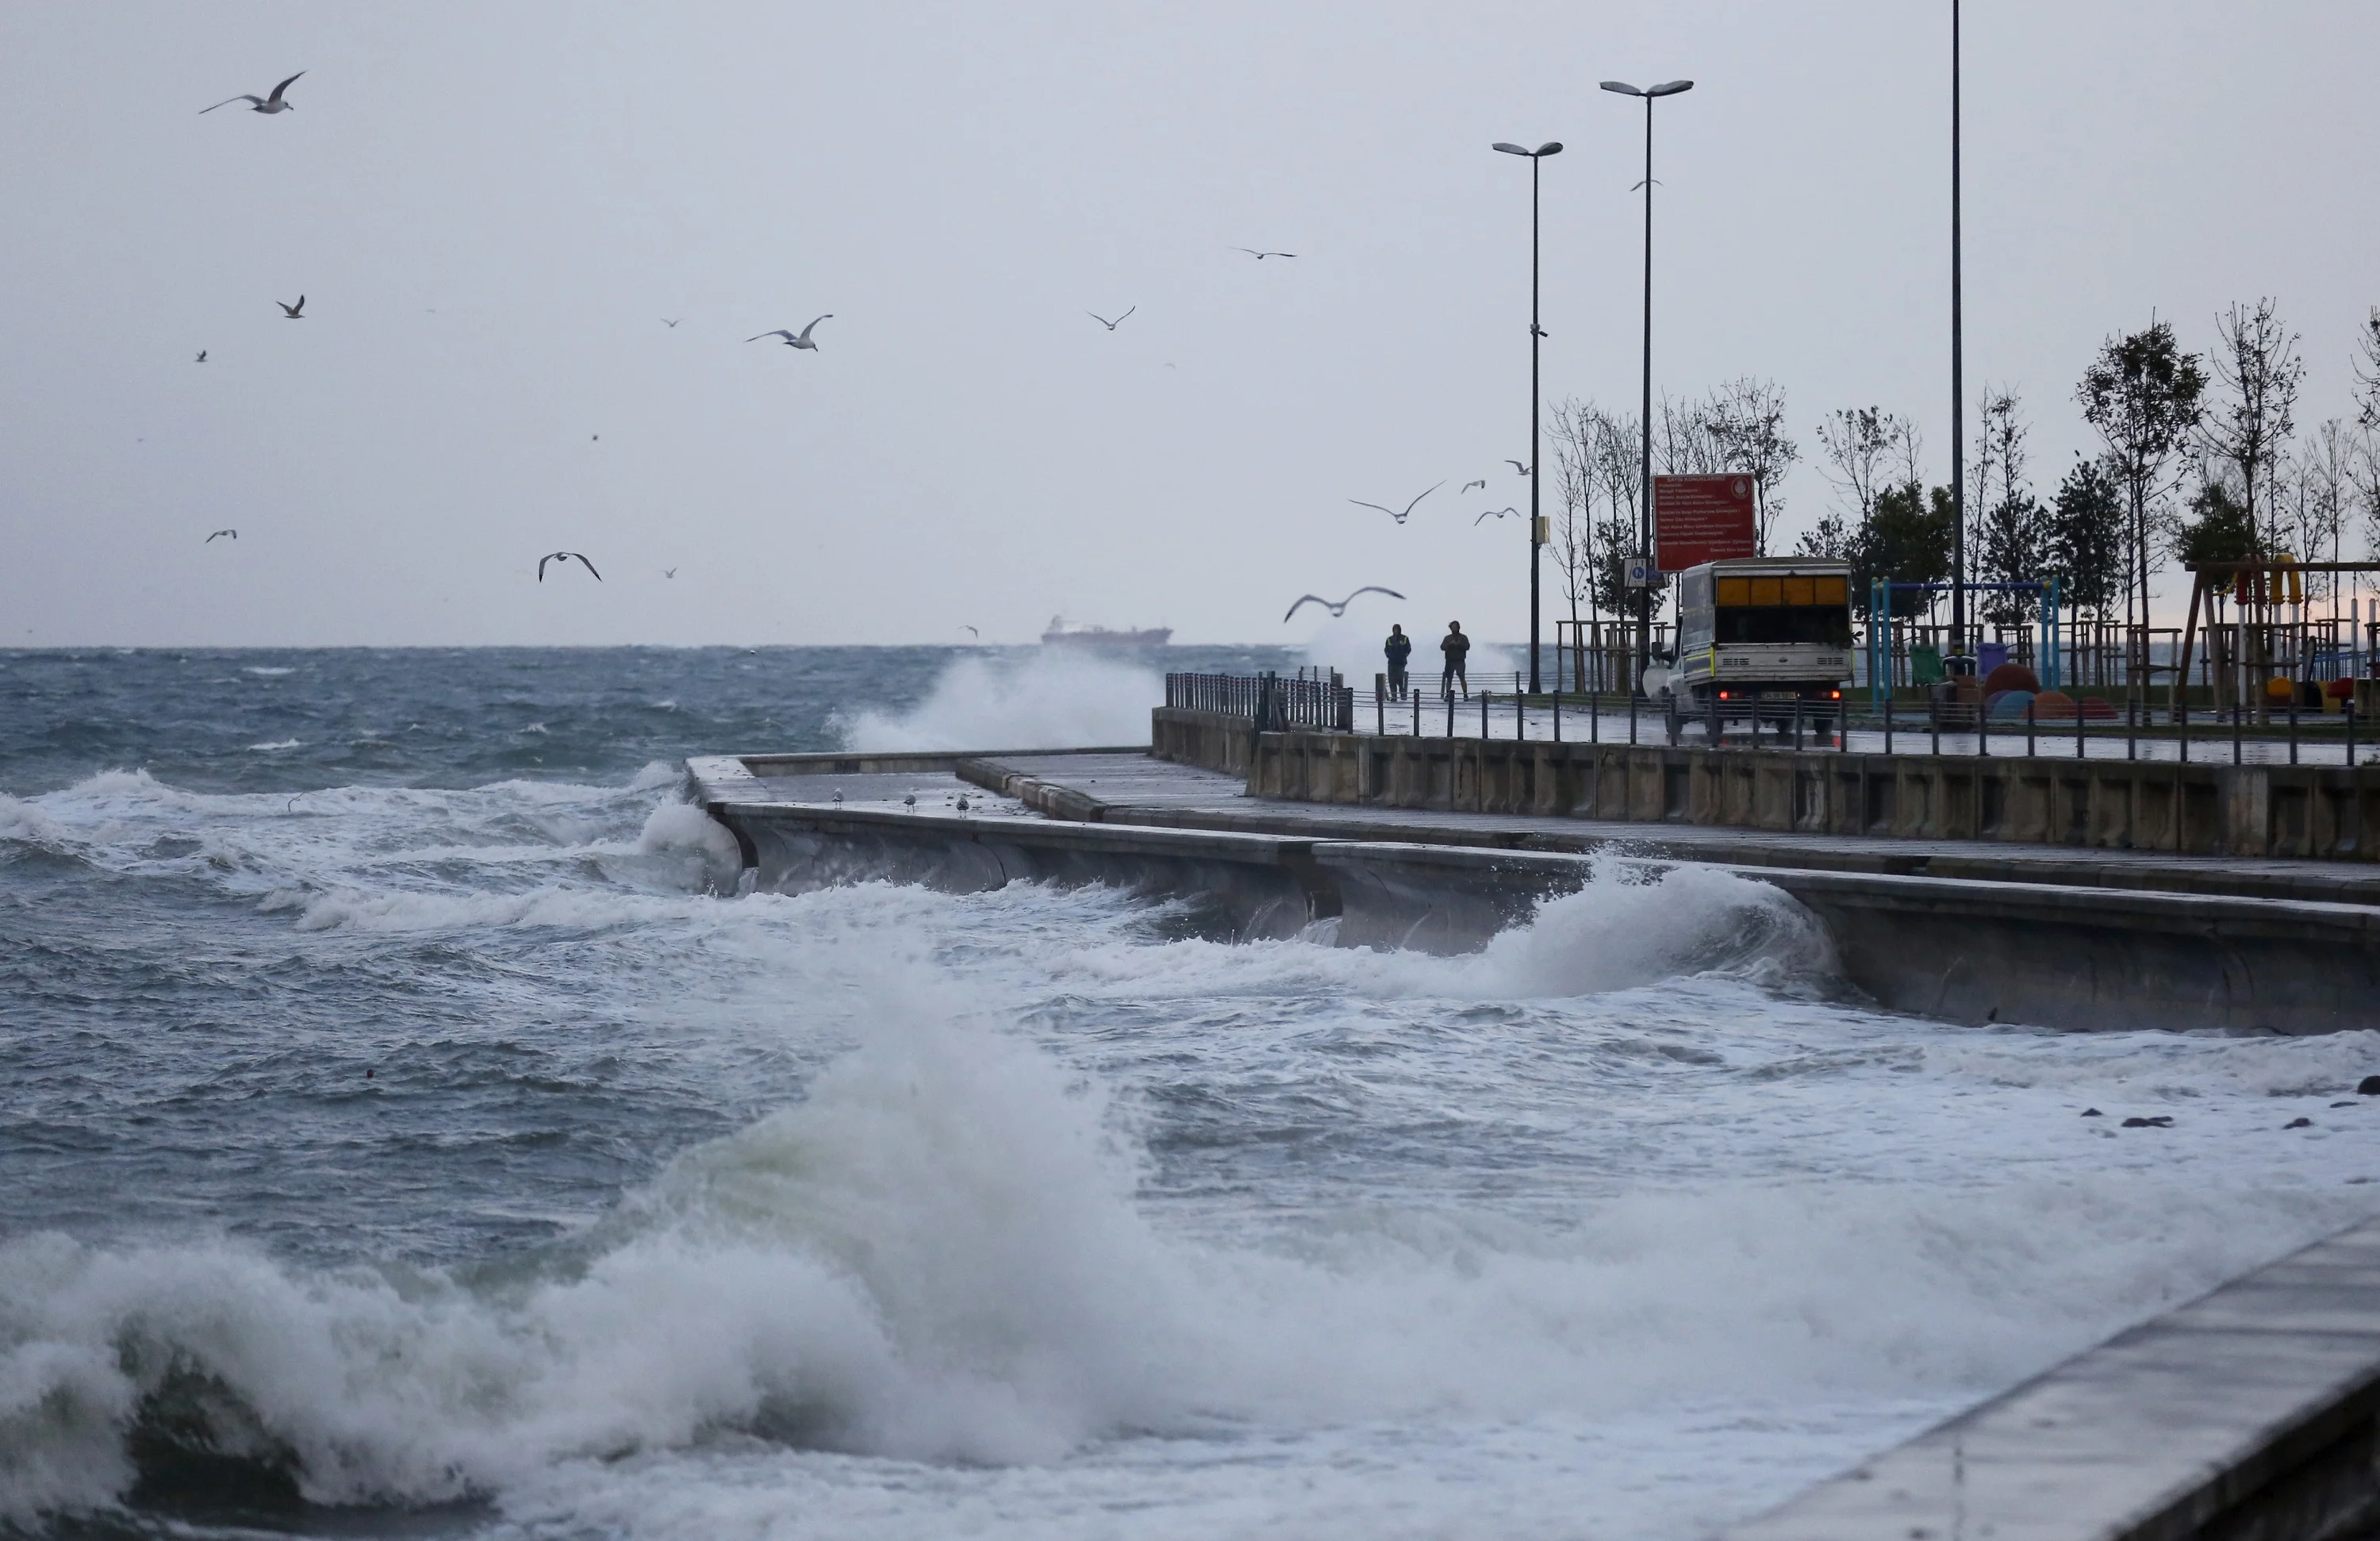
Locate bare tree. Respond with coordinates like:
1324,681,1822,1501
2200,298,2305,558
1810,407,1918,539
1656,393,1726,475
1705,377,1798,555
2350,311,2380,571
2355,306,2380,435
2078,317,2207,640
1546,397,1603,666
2296,421,2351,604
1589,408,1648,621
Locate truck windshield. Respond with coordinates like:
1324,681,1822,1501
1715,605,1852,648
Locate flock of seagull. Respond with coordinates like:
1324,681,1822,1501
188,71,1503,634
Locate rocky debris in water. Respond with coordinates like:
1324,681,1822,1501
2360,1075,2380,1094
2332,1101,2360,1109
2121,1116,2175,1128
2081,1108,2103,1117
2286,1117,2314,1128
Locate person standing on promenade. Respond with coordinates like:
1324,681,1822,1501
1384,624,1412,699
1441,621,1470,699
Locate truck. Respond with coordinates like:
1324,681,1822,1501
1672,557,1855,716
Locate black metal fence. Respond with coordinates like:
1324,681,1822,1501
1165,671,2374,767
1167,671,1353,733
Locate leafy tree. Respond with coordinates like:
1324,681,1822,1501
1968,388,2043,624
1852,481,1955,617
2173,476,2259,568
2044,455,2125,623
2079,318,2207,635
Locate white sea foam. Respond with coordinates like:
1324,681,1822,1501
247,738,303,751
839,651,1158,751
10,764,2380,1537
1,978,2363,1525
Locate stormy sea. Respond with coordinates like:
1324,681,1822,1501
3,645,2375,1541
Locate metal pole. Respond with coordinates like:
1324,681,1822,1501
1948,0,1967,660
1637,94,1656,694
1528,152,1544,694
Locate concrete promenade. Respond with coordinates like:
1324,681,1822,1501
1722,1211,2380,1541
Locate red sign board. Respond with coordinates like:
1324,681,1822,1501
1654,475,1757,571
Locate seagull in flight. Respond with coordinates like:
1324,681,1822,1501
1283,586,1405,623
1472,507,1521,525
205,528,237,543
537,551,601,582
961,624,980,638
278,296,305,319
1348,481,1443,525
661,318,683,329
1505,459,1531,477
202,72,304,115
663,567,677,578
1461,478,1484,493
1087,306,1136,330
196,350,208,363
748,316,831,351
1233,248,1297,259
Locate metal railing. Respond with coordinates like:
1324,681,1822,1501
1167,671,1354,733
1165,671,2376,767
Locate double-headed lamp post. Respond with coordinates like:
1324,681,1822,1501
1492,139,1562,694
1599,77,1692,694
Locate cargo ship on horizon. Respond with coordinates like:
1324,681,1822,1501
1039,616,1173,648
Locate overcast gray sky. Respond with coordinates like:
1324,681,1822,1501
4,2,2376,647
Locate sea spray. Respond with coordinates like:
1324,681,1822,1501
838,651,1162,751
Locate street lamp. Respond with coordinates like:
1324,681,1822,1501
1600,77,1692,694
1948,0,1967,662
1491,138,1563,694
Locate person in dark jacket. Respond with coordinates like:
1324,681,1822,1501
1384,624,1412,699
1441,621,1470,698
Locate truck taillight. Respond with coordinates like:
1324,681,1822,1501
1829,690,1841,700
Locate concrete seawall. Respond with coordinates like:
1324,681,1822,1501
692,753,2380,1032
1154,708,2380,863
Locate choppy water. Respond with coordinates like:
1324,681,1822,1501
4,646,2378,1541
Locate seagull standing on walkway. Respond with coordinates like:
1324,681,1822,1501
1348,482,1443,525
1283,586,1405,623
747,316,831,351
1087,306,1135,330
278,296,305,319
536,551,601,582
202,72,304,114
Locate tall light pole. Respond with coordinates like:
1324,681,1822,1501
1948,0,1967,661
1492,139,1563,694
1601,78,1693,694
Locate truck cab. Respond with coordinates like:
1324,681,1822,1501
1674,558,1855,708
